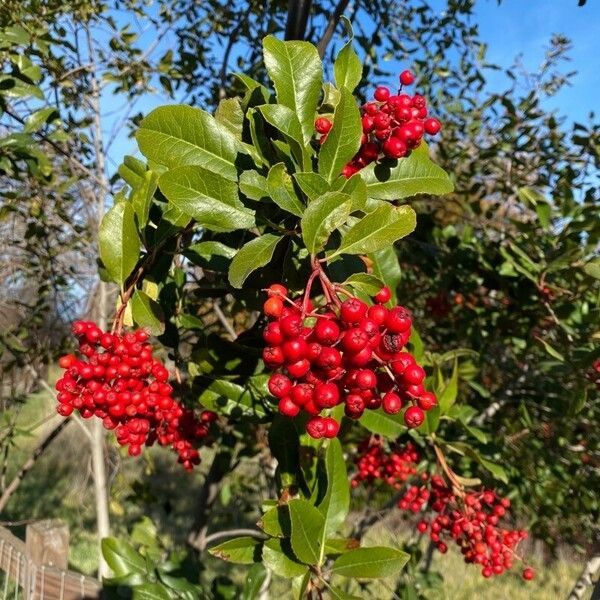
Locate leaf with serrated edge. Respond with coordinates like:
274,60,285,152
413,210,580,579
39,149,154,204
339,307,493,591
301,192,352,254
263,36,322,145
228,234,283,288
319,87,362,183
332,204,416,257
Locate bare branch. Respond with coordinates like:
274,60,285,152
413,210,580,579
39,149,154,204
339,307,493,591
316,0,351,58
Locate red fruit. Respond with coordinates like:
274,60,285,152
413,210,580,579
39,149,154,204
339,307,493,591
390,352,416,376
303,399,320,416
306,416,327,439
280,314,304,338
340,298,368,323
356,369,377,390
382,392,402,414
360,141,380,162
263,322,284,346
264,297,284,318
315,117,332,134
424,118,441,135
403,364,425,385
361,115,375,133
417,520,428,533
522,568,534,581
58,354,77,369
341,328,369,353
291,383,313,407
405,383,425,398
385,306,412,333
314,383,340,409
323,418,340,438
263,346,285,367
345,346,373,367
287,359,311,378
279,397,300,417
374,86,390,101
57,403,74,416
282,338,308,362
404,406,425,428
417,391,437,411
399,70,415,86
367,304,388,325
314,318,340,345
306,342,322,362
382,137,407,159
268,374,293,398
374,286,392,304
345,394,365,418
267,283,288,298
316,347,342,369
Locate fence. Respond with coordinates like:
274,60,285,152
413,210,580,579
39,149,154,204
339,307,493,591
0,521,102,599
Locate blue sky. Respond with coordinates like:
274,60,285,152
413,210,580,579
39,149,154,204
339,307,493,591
104,0,600,172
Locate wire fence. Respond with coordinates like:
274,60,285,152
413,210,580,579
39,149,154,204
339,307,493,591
0,522,102,600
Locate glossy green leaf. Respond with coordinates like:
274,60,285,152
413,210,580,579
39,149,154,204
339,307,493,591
159,166,254,232
294,172,331,201
262,538,308,578
332,204,416,257
208,536,262,564
361,144,454,199
369,247,402,302
331,546,410,579
359,408,406,438
130,290,165,336
268,415,301,488
228,233,283,288
344,273,385,297
333,18,362,93
99,200,140,285
266,163,305,216
23,107,57,133
132,583,171,600
438,359,459,414
288,498,326,565
336,172,368,211
240,170,269,201
318,438,350,537
136,105,241,181
132,170,158,231
198,378,267,417
241,563,268,600
215,97,244,138
301,191,352,254
263,36,322,144
258,505,291,538
324,538,361,556
319,87,362,183
102,538,147,577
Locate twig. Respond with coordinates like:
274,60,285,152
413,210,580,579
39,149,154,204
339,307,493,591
213,300,238,340
203,528,267,547
316,0,350,58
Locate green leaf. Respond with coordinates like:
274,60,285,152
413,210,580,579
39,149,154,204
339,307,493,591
99,200,140,285
258,505,291,538
263,36,322,145
361,144,454,199
438,359,458,414
288,498,326,565
331,546,410,579
215,97,244,139
266,163,305,216
136,105,241,181
337,173,368,211
369,247,402,302
132,583,171,600
324,538,361,556
198,378,267,418
583,259,600,279
332,204,416,257
359,408,406,438
130,290,165,336
256,104,310,169
446,442,508,484
208,536,262,564
262,538,308,578
241,564,268,600
132,170,159,231
328,586,363,600
535,337,565,362
301,191,352,254
23,107,57,133
185,241,236,271
159,166,254,232
318,87,362,183
228,234,283,288
294,172,331,201
318,439,350,537
102,538,147,577
291,573,310,600
344,273,385,297
240,170,269,201
333,18,362,93
268,415,301,488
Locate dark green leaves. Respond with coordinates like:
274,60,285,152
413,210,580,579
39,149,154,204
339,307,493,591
99,200,140,285
228,234,283,288
136,105,241,181
319,87,362,183
361,144,454,199
332,204,416,257
301,192,352,254
317,439,350,537
208,536,262,564
159,166,255,232
263,36,322,145
331,547,410,579
130,290,165,336
267,163,305,216
288,499,325,565
102,538,146,576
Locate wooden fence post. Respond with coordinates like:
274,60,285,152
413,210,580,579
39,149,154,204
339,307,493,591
26,519,70,571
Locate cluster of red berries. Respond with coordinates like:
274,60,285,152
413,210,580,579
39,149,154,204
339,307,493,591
55,321,217,470
350,436,419,488
314,70,442,178
586,359,600,390
262,283,438,438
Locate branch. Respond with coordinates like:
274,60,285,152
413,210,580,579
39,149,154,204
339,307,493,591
213,300,238,340
567,555,600,600
203,528,266,547
316,0,350,58
285,0,313,41
0,416,70,513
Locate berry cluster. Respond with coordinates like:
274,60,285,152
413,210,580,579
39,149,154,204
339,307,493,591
403,477,533,581
56,321,216,470
586,359,600,390
350,436,419,489
314,70,442,178
351,439,534,581
262,283,437,438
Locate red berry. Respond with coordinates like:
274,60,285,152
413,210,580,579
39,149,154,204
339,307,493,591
404,406,425,428
340,298,368,323
282,338,308,362
424,118,441,135
374,286,392,304
314,318,340,345
323,417,340,438
263,322,284,345
315,117,332,134
417,391,437,411
58,354,77,369
263,346,285,367
385,307,412,333
341,328,369,354
263,297,283,318
382,392,402,414
279,397,300,417
356,369,377,390
382,137,407,159
280,314,304,338
374,86,390,101
399,70,415,86
268,374,293,398
287,359,311,378
291,383,313,407
403,364,425,385
306,416,327,439
316,346,342,369
267,283,288,298
314,383,340,409
361,115,375,133
367,304,387,325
